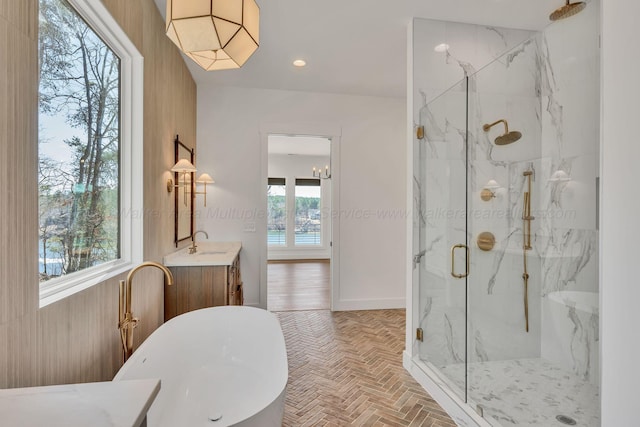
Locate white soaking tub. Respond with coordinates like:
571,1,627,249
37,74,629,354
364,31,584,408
114,306,288,427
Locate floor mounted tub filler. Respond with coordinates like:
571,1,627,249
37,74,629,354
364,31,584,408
114,306,288,427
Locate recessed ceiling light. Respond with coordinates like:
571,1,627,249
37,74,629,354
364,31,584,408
293,59,306,67
434,43,449,53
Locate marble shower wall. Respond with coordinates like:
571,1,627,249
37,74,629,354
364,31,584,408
412,19,534,135
414,2,600,385
538,1,600,385
413,19,537,368
467,34,543,364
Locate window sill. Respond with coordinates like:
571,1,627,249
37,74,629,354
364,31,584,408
39,260,135,308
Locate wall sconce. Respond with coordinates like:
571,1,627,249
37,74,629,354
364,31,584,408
167,159,196,205
480,179,501,201
165,0,260,71
548,169,571,183
195,173,215,207
167,161,215,206
313,165,331,179
548,169,572,206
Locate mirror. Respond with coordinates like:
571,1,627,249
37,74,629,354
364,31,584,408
174,136,194,246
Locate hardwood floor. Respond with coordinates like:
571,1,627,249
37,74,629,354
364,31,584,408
276,309,456,426
268,260,330,311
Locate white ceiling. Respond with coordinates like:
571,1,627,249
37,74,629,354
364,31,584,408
153,0,567,98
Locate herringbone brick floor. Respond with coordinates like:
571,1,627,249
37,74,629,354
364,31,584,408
275,309,457,427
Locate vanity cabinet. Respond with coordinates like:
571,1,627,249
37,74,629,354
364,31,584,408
163,243,243,321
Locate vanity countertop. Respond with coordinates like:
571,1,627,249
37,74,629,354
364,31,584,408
163,241,242,267
0,378,160,427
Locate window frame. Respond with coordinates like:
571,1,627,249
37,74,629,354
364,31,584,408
38,0,144,307
267,177,287,247
294,178,322,247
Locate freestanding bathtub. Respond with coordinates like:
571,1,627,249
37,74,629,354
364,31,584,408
114,306,288,427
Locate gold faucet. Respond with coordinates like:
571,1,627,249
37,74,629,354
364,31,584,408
118,262,174,362
189,230,209,254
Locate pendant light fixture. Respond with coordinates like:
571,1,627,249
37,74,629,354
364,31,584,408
166,0,260,71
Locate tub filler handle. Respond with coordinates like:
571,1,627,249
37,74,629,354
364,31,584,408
118,262,174,362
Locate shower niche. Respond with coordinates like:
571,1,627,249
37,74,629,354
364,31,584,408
408,3,600,426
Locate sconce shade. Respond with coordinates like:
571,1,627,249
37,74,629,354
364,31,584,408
485,179,500,189
549,170,571,182
197,173,215,184
171,159,197,173
166,0,260,71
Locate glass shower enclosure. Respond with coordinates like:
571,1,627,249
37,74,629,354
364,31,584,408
411,5,600,426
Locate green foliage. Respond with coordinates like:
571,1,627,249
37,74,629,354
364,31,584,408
38,0,120,281
295,196,320,212
267,192,286,231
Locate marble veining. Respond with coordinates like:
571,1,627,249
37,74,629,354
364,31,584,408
438,358,600,426
543,292,599,384
412,4,600,424
447,52,476,78
538,36,565,159
538,229,596,295
474,330,489,362
504,38,535,68
568,306,591,381
486,228,518,295
444,313,464,364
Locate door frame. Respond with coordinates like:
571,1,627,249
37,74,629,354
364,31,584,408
259,123,341,311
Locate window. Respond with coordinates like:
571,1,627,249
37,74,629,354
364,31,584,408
295,179,321,246
38,0,143,306
267,178,286,246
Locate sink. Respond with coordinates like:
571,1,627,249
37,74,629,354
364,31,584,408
164,241,242,267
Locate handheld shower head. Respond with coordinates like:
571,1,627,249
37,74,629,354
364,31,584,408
482,119,522,146
549,0,586,21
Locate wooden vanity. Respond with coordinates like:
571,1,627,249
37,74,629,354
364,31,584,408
163,241,243,321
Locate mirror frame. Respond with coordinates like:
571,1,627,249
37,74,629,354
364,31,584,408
174,135,195,246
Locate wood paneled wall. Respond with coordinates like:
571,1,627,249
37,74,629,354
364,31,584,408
0,0,196,387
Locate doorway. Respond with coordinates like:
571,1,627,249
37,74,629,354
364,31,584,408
266,135,332,311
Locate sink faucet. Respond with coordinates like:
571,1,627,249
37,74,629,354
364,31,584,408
118,262,174,362
189,230,209,254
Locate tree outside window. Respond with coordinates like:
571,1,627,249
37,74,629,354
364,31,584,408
38,0,121,282
267,180,286,246
295,180,321,246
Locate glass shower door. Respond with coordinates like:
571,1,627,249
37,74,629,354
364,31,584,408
415,77,469,402
413,8,600,424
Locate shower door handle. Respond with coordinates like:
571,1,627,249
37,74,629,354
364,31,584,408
451,244,469,279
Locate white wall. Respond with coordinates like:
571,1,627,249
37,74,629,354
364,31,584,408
600,0,640,423
267,153,331,260
196,86,406,310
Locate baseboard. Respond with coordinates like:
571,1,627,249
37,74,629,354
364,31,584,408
268,259,329,264
267,250,330,261
402,352,490,427
332,297,405,311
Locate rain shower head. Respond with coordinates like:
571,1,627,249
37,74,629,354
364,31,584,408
494,131,522,146
549,0,586,21
482,119,522,146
